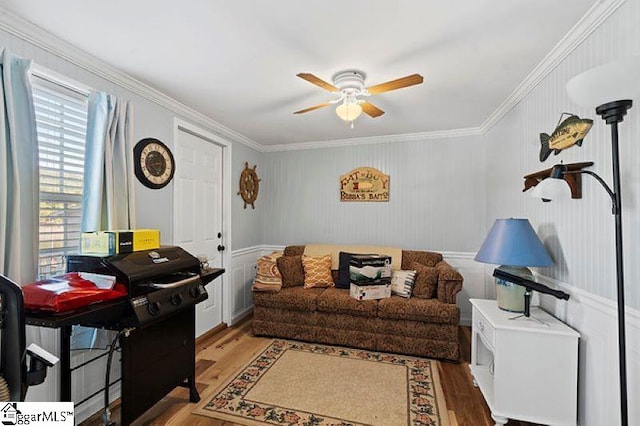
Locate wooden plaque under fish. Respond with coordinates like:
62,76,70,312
539,113,593,162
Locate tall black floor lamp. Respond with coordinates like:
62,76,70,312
533,57,640,426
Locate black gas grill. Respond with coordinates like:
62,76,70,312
66,246,208,328
64,246,222,425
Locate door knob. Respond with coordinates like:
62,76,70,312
217,245,225,252
217,232,222,238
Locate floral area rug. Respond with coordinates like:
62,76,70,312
193,339,450,426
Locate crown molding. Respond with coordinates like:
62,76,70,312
262,127,483,152
263,0,626,152
0,0,625,153
0,8,263,152
479,0,627,134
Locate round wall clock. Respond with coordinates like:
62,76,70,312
238,162,260,209
133,138,175,189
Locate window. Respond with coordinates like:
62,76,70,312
32,76,89,278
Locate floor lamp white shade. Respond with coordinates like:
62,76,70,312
566,56,640,107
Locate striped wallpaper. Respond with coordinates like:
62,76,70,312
484,0,640,309
261,134,486,253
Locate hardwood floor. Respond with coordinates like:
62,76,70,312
83,319,534,425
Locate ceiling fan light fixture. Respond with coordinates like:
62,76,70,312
295,70,422,123
335,101,362,122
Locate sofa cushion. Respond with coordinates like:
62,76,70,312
411,262,438,299
377,296,459,325
253,286,325,312
252,251,283,292
277,255,305,288
302,254,334,288
316,288,378,317
401,250,443,269
390,269,417,298
283,245,305,256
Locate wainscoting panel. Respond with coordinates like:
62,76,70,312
24,327,121,424
536,275,639,425
441,252,486,326
229,246,265,324
71,349,122,423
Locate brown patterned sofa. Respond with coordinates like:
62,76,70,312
252,245,464,361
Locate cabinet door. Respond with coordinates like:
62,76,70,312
493,329,578,424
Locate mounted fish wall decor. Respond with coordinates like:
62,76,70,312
539,113,593,162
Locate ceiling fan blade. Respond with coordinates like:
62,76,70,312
366,74,424,95
361,102,385,118
293,102,332,114
297,73,339,92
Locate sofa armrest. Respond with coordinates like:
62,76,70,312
435,261,463,304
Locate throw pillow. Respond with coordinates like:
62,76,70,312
277,255,305,287
252,251,283,292
390,269,417,298
302,254,334,288
411,261,438,299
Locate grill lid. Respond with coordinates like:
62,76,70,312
67,246,200,284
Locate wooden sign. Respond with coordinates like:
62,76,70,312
340,167,389,202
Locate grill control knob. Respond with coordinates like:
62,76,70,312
189,286,201,299
170,294,183,306
147,301,161,316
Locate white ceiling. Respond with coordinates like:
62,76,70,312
0,0,596,147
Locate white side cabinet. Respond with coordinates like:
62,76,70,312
469,299,579,426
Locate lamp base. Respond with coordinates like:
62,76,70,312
495,266,533,313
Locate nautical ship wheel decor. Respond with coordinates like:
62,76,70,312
238,162,260,209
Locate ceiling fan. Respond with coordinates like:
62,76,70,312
294,70,424,127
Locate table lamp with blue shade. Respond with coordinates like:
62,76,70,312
475,218,553,312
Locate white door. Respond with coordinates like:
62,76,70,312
173,128,224,337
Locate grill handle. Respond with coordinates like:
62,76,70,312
145,274,200,289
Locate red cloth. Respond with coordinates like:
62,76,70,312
23,272,127,313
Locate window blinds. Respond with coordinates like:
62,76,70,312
32,76,89,278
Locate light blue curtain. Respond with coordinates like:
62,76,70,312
82,90,136,231
75,90,135,350
0,49,39,284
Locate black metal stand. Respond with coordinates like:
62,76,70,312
508,289,548,325
523,289,531,317
594,99,631,426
